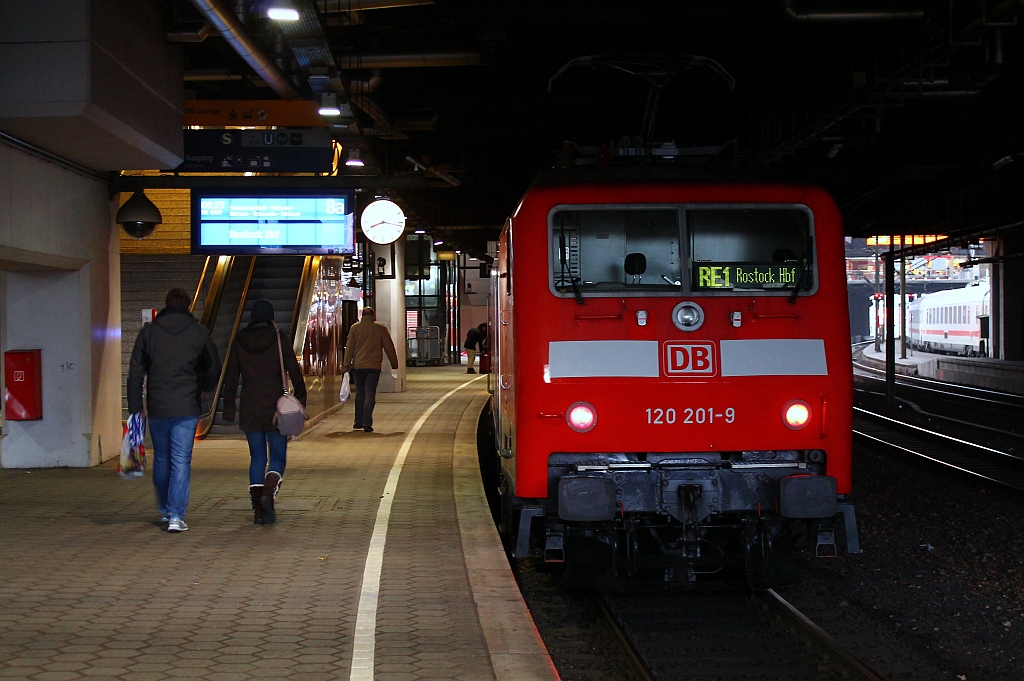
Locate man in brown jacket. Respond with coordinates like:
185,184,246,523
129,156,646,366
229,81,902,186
343,306,399,432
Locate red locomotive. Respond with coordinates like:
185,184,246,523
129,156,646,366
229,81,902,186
490,167,859,587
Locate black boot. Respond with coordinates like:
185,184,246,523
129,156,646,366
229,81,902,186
261,472,281,525
249,485,264,525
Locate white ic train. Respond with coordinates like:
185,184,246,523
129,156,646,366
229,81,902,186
868,280,991,355
907,280,991,356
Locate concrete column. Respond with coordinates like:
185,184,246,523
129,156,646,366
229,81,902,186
0,143,122,468
374,238,406,393
1000,232,1024,360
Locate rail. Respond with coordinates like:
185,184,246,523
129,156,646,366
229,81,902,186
853,407,1024,491
851,344,1024,409
761,590,890,681
596,589,892,681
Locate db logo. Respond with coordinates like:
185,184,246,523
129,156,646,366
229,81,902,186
13,371,25,382
663,342,716,376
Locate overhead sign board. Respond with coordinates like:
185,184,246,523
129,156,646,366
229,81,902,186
177,129,334,172
183,100,327,127
191,189,355,256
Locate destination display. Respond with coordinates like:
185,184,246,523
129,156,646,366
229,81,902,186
692,262,806,290
192,191,355,255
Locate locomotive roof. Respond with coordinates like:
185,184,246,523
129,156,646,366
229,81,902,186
530,165,801,189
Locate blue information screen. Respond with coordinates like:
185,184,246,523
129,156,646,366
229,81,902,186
192,191,355,255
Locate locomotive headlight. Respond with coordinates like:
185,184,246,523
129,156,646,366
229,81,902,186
783,400,811,430
566,401,597,432
671,301,705,332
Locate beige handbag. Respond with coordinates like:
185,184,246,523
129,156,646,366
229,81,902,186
273,330,308,436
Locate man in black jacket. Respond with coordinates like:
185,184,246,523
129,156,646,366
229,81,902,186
127,288,221,533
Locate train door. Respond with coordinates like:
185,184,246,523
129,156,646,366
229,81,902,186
494,221,516,474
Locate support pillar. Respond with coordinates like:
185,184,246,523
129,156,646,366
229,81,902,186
374,238,406,392
885,244,895,406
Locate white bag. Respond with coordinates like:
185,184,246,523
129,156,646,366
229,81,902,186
339,372,351,402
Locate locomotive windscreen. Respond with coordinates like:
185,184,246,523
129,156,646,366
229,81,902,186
688,208,813,292
551,209,682,293
549,205,814,298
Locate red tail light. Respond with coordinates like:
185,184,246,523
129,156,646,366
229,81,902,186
783,400,811,430
566,401,597,432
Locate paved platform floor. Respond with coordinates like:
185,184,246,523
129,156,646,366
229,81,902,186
0,367,557,681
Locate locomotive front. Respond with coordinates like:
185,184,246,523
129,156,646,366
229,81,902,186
492,175,858,587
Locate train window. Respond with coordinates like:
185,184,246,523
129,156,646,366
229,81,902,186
550,209,681,295
688,208,813,293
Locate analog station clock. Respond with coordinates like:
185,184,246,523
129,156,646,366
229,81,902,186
360,199,406,244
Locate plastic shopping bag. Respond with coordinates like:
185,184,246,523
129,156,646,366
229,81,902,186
118,413,147,479
339,371,351,402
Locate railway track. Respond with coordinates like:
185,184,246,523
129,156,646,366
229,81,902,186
853,407,1024,491
850,345,1024,411
598,588,890,681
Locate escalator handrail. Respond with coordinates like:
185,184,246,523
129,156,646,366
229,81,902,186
196,257,257,438
291,256,319,356
191,256,213,314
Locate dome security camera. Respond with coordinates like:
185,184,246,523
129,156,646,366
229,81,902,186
116,191,162,239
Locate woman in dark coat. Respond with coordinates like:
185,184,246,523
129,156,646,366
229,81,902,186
222,299,307,525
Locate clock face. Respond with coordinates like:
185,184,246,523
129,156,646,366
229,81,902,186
360,199,406,245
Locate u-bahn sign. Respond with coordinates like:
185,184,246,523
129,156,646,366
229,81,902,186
176,128,333,173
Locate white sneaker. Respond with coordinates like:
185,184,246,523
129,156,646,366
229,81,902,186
167,517,188,533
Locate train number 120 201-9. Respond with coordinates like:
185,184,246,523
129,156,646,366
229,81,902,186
646,407,736,425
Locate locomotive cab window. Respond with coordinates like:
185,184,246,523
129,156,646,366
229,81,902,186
688,208,814,294
551,208,681,296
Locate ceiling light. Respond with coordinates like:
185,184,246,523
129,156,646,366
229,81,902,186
267,2,299,20
318,93,341,117
345,149,364,167
414,229,426,234
434,240,444,246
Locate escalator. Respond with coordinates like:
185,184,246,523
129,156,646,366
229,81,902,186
194,255,318,438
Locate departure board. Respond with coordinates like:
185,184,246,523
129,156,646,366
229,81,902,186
192,191,355,255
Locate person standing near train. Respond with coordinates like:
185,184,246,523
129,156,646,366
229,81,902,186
463,322,487,374
221,299,307,526
343,306,399,433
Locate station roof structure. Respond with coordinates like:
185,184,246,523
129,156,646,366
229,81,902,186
50,1,1024,255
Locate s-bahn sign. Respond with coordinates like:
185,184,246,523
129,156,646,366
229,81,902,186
177,129,333,173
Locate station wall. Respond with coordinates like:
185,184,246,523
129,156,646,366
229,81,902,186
0,143,122,468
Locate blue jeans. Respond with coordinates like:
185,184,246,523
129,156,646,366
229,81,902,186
149,416,200,520
352,369,381,427
245,430,288,486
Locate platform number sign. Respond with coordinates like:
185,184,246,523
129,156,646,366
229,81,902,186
663,341,717,376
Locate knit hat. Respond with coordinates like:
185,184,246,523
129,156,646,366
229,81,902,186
250,299,275,325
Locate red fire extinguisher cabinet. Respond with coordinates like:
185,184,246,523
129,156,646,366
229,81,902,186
5,349,42,420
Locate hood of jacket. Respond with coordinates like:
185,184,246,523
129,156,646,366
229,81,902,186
154,308,198,335
235,324,279,354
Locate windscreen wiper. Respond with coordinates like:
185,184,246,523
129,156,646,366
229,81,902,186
788,259,809,304
570,277,584,305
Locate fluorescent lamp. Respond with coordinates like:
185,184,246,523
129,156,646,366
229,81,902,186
318,93,341,117
345,149,364,167
414,229,426,234
434,240,444,246
267,6,299,20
